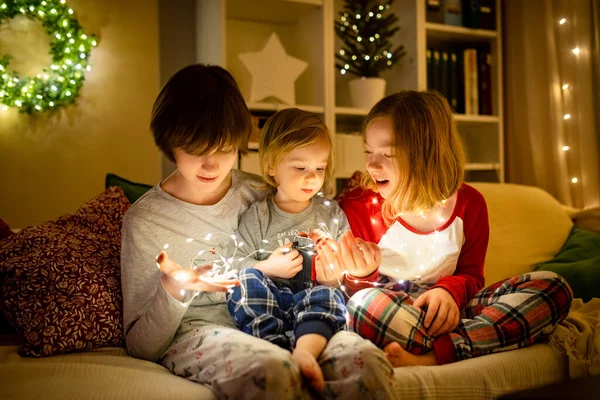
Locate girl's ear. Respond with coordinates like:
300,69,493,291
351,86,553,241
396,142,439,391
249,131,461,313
267,165,276,177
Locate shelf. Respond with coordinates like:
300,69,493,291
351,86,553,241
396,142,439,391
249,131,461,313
453,114,499,123
335,106,370,116
227,0,322,24
247,102,324,113
465,163,500,171
426,22,497,43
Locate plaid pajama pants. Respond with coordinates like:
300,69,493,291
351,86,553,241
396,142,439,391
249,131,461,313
227,268,347,350
346,271,573,361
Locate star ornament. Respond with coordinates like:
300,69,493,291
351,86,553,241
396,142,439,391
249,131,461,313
239,33,309,105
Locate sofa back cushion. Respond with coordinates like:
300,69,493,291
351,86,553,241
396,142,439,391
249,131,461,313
471,183,573,285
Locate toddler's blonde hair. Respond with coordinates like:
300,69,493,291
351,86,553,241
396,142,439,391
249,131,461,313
259,108,334,194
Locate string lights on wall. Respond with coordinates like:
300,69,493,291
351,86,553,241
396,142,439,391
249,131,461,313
558,16,580,189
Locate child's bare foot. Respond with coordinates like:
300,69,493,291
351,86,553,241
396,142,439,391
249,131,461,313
292,348,325,391
384,341,439,367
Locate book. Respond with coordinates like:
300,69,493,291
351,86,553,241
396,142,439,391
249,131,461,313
432,50,441,93
449,52,459,111
427,49,433,89
479,0,496,30
440,51,449,100
478,50,492,115
444,0,462,26
463,49,472,114
462,0,480,29
470,49,479,114
426,0,444,24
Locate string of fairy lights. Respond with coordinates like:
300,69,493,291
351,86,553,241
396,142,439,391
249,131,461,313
558,16,580,188
158,193,444,305
0,0,98,114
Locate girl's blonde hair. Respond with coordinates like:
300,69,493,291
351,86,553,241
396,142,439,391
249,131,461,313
259,108,334,194
362,90,466,224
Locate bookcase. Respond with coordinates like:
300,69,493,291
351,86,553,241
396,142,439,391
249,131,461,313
194,0,504,186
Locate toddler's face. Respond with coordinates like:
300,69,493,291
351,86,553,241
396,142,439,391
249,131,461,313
173,147,238,193
364,116,397,199
269,136,330,203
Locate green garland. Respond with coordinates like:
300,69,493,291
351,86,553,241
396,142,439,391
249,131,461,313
0,0,98,114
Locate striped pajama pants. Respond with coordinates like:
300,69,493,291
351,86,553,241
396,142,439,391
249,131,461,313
346,271,573,361
227,268,347,349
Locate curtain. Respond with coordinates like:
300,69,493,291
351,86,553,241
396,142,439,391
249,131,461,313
503,0,600,209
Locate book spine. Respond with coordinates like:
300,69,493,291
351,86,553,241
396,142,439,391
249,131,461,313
433,50,441,93
479,0,496,30
449,52,459,111
463,49,471,114
427,49,433,89
478,50,492,115
426,0,444,24
471,49,479,114
441,51,449,101
461,0,480,28
444,0,463,26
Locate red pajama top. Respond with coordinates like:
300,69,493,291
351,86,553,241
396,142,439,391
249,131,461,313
339,183,489,311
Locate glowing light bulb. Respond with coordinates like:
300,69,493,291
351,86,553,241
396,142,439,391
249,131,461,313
562,146,570,151
564,114,571,120
562,83,569,90
572,47,580,55
163,244,169,249
559,18,566,25
571,177,579,183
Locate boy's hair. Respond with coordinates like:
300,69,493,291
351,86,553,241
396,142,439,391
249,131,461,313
151,64,251,162
362,90,466,223
259,108,334,194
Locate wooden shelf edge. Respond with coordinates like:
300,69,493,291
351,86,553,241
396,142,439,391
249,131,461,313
465,163,500,171
426,22,498,38
454,114,500,123
335,106,370,116
247,102,324,113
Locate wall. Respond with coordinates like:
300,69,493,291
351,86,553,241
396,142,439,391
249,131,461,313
0,0,161,228
158,0,196,177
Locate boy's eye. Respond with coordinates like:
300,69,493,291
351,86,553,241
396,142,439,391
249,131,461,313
364,150,372,155
316,167,326,172
293,167,305,171
384,154,393,158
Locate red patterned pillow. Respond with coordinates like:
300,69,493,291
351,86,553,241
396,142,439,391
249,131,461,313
0,187,131,357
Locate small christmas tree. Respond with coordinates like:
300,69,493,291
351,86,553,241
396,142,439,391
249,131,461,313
335,0,405,78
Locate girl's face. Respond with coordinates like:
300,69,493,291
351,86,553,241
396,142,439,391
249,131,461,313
173,147,238,194
364,116,397,199
269,136,330,208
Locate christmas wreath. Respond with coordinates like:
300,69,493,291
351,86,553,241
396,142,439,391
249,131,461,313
0,0,98,114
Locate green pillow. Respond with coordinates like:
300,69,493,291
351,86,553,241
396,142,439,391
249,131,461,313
534,227,600,302
105,173,153,204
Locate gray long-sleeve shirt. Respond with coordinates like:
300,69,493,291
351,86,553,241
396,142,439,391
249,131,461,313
120,170,269,362
236,195,350,286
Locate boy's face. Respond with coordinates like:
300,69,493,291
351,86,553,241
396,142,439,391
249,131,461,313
364,116,397,199
173,148,238,193
269,136,330,204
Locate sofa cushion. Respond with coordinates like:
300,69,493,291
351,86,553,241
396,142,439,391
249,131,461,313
470,183,573,285
105,173,152,204
0,187,130,357
534,227,600,302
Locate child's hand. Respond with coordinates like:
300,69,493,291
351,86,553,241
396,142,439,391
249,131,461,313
157,251,229,302
255,244,303,279
340,231,381,277
413,288,460,337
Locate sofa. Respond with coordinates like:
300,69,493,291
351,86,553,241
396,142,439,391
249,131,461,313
0,180,597,399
